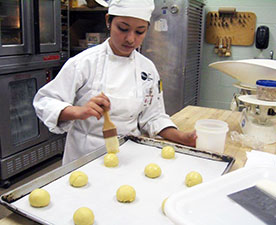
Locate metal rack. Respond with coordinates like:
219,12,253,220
61,0,70,59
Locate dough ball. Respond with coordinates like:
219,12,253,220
104,153,119,167
161,197,168,214
69,171,88,187
161,146,175,159
73,207,94,225
185,171,203,187
116,185,136,203
29,188,50,207
144,163,162,178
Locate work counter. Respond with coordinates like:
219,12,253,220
1,105,275,225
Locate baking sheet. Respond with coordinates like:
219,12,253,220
1,136,234,225
165,166,276,225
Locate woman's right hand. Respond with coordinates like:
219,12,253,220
58,93,110,122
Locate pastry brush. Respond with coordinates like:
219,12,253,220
103,110,119,153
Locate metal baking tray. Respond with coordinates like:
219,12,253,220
0,135,235,225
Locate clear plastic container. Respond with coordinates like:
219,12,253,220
256,79,276,101
195,119,229,154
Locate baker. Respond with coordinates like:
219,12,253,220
33,0,197,165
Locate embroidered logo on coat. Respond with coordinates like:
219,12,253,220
141,72,153,81
141,72,148,80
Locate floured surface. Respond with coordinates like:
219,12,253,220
12,140,229,225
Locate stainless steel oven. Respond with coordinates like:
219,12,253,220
0,0,61,56
0,0,67,188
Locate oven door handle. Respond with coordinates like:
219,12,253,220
33,0,40,54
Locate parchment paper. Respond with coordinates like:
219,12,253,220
12,140,229,225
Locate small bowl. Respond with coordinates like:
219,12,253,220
256,79,276,101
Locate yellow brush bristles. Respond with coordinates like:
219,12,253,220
105,136,119,153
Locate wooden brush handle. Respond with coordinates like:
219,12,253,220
103,111,116,131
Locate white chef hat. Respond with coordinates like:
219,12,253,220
108,0,155,22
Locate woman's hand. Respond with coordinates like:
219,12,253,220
178,130,197,147
158,127,197,147
58,93,110,122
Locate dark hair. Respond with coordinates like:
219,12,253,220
108,15,116,26
108,15,150,28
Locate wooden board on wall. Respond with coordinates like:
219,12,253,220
205,11,256,46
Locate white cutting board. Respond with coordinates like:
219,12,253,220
12,140,229,225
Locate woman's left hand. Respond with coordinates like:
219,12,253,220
158,128,197,147
179,130,197,147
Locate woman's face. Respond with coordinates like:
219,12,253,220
106,15,149,57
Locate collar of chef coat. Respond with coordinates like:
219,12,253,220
104,41,136,98
101,39,143,98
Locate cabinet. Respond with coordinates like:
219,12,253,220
68,4,108,57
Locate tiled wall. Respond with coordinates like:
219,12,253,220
198,0,276,109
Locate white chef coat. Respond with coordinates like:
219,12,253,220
33,39,176,165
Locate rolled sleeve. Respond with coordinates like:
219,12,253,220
33,57,82,134
144,114,177,137
33,94,73,134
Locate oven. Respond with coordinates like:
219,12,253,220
0,0,61,56
0,0,67,188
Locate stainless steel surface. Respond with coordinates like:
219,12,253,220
0,68,67,187
0,53,62,75
141,0,205,115
0,134,65,182
228,186,276,225
0,70,50,159
0,0,32,56
39,0,61,53
0,0,61,56
0,0,65,187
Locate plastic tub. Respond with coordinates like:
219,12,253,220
256,79,276,101
195,119,229,154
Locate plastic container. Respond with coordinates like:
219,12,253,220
256,79,276,101
165,166,276,225
195,119,229,154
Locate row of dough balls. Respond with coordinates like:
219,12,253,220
103,145,176,168
28,184,134,225
145,163,203,187
29,170,202,225
28,171,89,207
29,169,202,224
